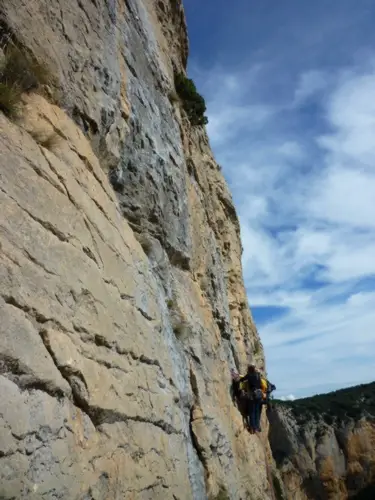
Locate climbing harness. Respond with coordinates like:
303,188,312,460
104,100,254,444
254,388,264,400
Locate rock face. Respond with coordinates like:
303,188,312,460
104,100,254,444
269,390,375,500
0,1,272,499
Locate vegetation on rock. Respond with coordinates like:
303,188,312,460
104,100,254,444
166,296,190,339
275,382,375,425
253,339,262,356
174,72,208,126
0,42,52,117
212,486,230,500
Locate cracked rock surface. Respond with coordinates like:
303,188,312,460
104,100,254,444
269,407,375,500
0,0,271,498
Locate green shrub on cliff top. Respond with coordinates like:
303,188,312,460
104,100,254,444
174,72,208,126
275,381,375,426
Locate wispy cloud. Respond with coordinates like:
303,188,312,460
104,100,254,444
293,70,328,104
192,56,375,398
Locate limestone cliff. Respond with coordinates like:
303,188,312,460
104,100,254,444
0,1,273,499
269,383,375,500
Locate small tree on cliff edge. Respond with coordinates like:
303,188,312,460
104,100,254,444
174,72,208,126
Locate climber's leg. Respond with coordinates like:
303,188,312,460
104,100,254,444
248,400,256,432
255,402,262,432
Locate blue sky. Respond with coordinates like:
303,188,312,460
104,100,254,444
184,0,375,399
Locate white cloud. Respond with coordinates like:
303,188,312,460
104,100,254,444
320,69,375,166
193,59,375,397
295,228,331,261
281,394,296,401
294,70,328,104
197,64,279,149
309,167,375,230
206,104,273,147
277,141,305,161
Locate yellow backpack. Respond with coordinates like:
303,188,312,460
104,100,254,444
260,377,268,399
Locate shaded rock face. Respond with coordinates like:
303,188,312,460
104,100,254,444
109,0,191,268
0,1,271,499
269,408,375,500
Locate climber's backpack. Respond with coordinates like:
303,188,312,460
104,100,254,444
245,372,262,400
260,377,268,396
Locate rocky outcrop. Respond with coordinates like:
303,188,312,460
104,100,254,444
0,0,272,499
269,386,375,500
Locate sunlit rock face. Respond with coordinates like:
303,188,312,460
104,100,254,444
0,0,272,498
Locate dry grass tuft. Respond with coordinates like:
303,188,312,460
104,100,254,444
0,42,54,118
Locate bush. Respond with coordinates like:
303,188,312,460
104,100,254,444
167,297,190,339
174,72,208,126
212,486,230,500
168,89,179,104
253,339,262,356
0,81,22,117
0,43,52,118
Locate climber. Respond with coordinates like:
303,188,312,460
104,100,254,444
230,369,250,428
265,380,276,409
230,369,241,402
240,364,263,433
231,366,277,432
260,374,276,408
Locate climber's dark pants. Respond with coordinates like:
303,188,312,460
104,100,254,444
248,400,261,430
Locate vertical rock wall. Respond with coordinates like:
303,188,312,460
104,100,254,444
0,0,271,498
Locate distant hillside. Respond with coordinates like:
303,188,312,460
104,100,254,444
274,381,375,425
269,382,375,499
